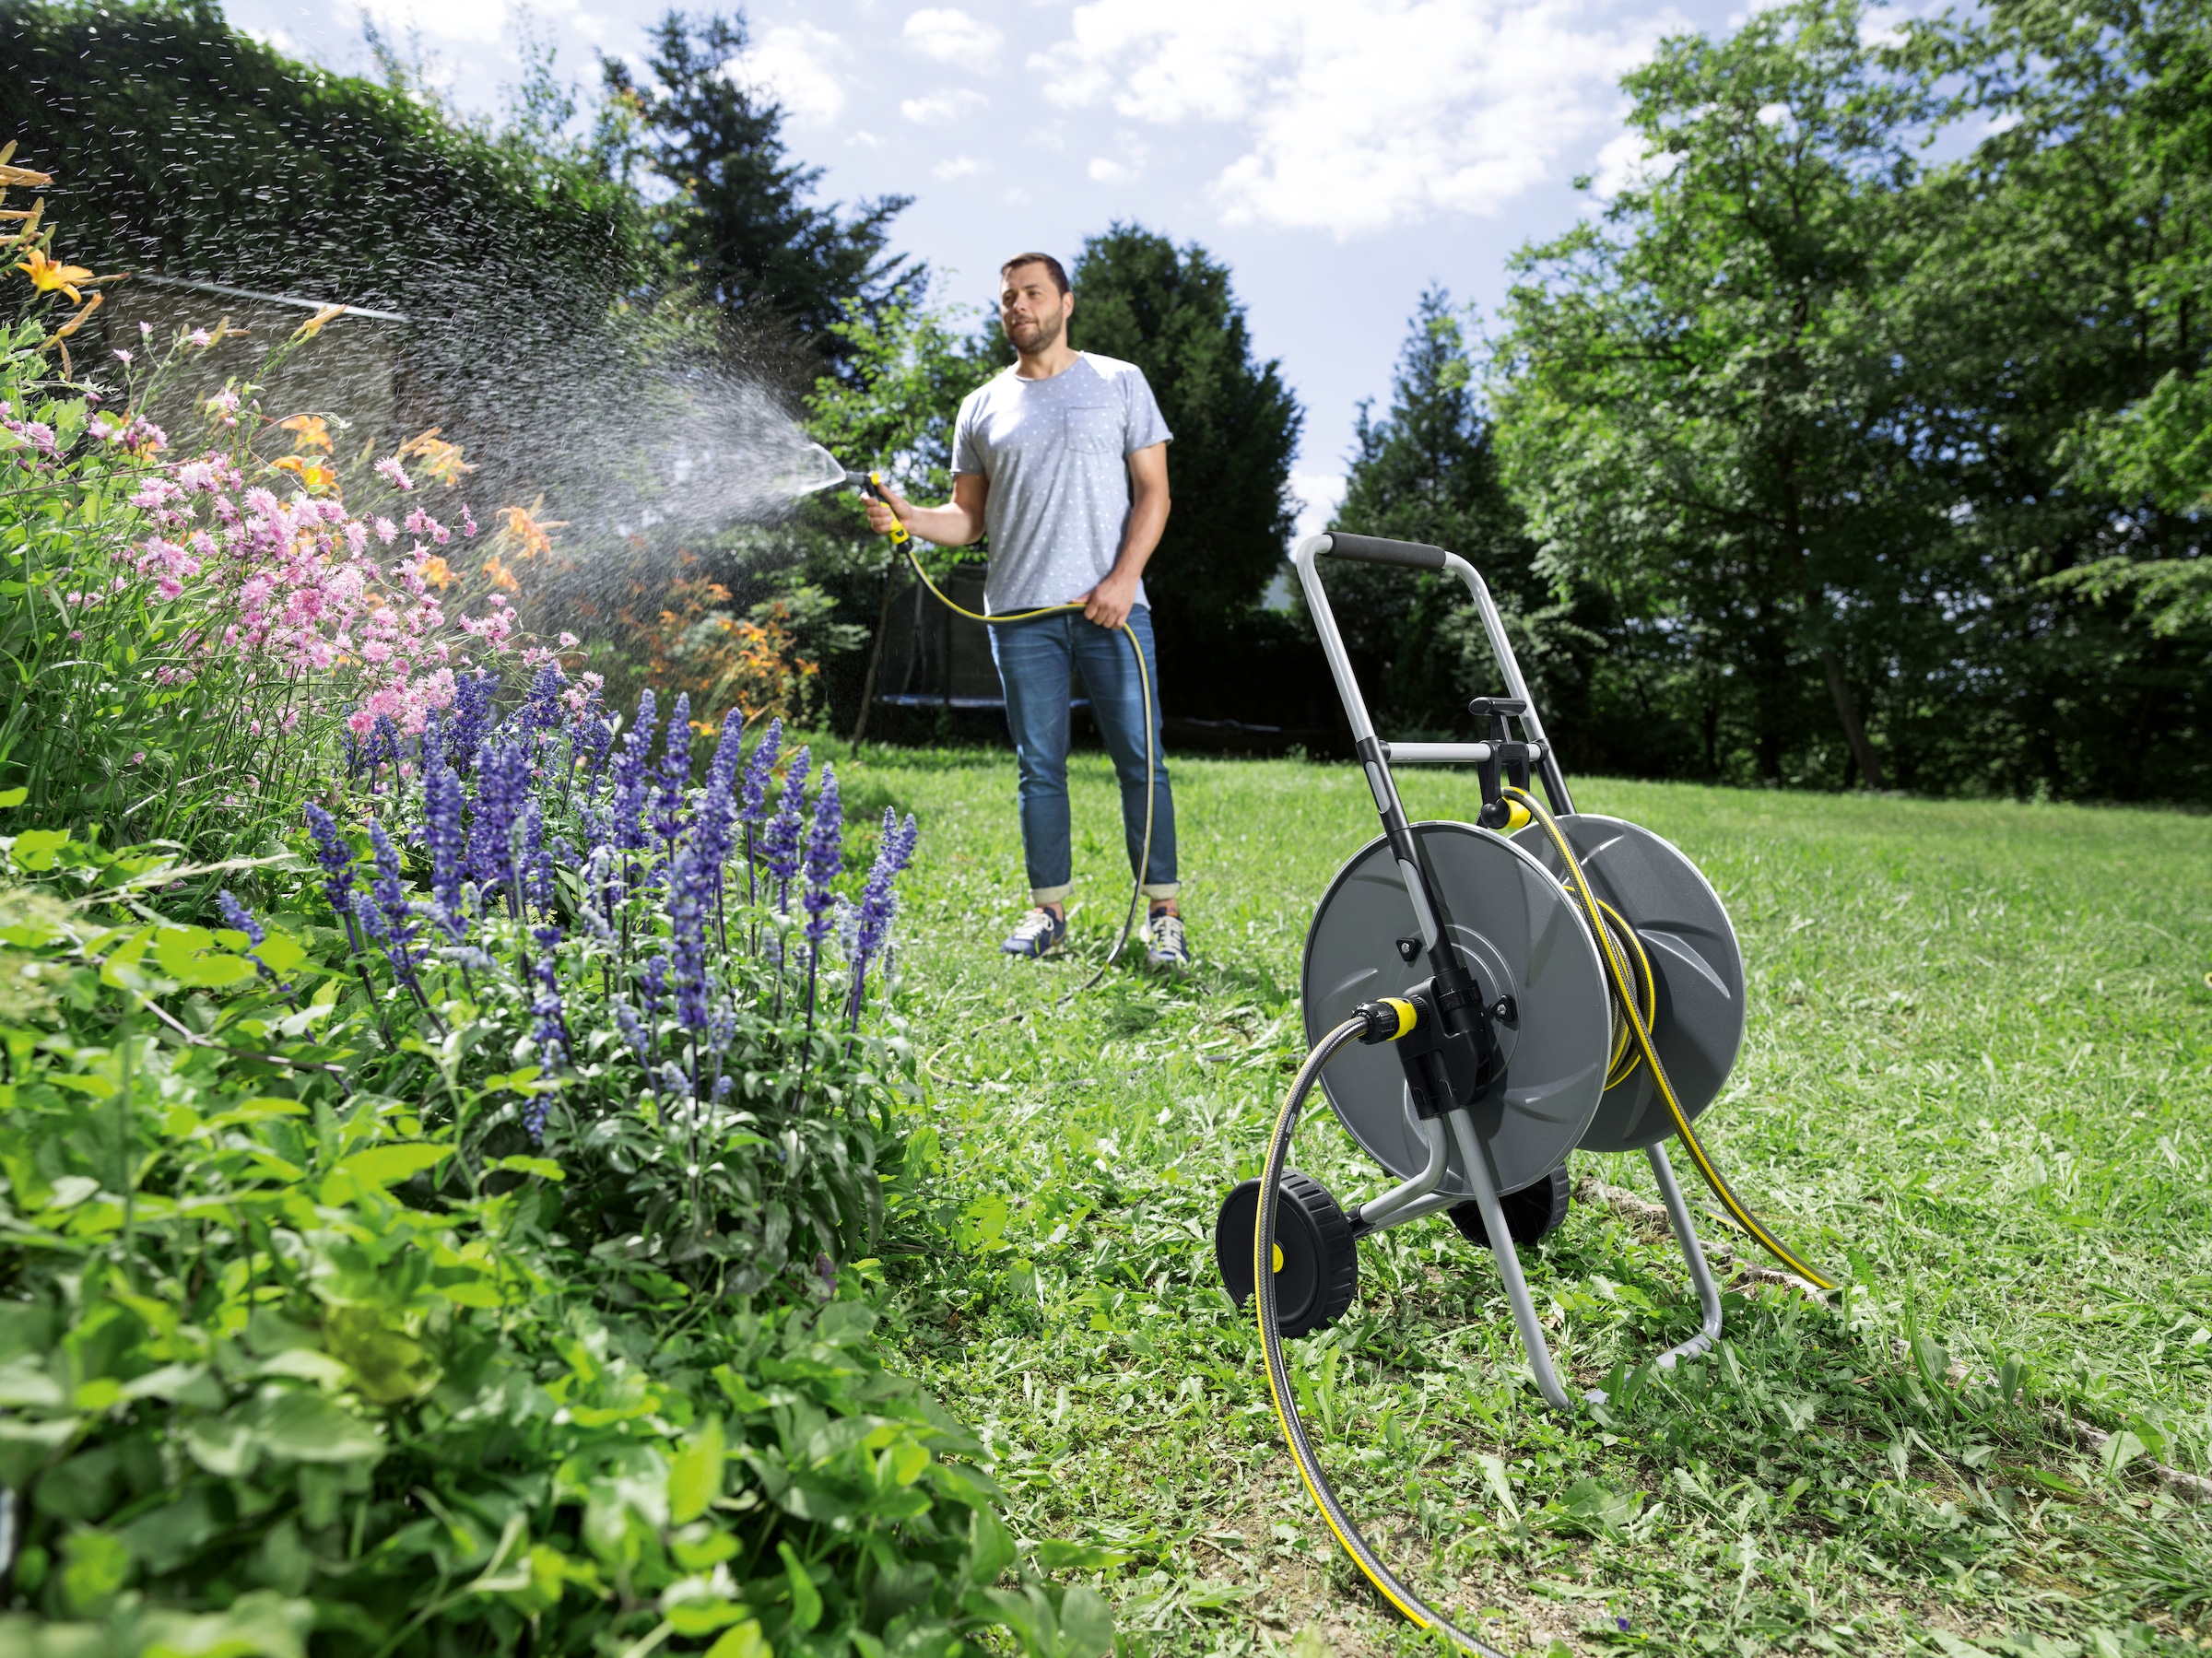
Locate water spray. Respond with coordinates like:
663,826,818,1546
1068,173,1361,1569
791,445,1158,989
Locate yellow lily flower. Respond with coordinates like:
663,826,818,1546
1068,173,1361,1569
397,427,474,488
496,499,568,561
480,552,522,594
271,453,339,495
415,555,455,591
291,303,347,340
16,246,93,303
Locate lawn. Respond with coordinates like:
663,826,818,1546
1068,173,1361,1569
830,740,2212,1658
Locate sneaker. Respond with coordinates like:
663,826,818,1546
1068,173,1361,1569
1001,907,1067,958
1146,910,1191,972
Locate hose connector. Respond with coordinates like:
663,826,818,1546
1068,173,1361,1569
1353,997,1418,1044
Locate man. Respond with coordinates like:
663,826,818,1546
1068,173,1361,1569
864,252,1186,970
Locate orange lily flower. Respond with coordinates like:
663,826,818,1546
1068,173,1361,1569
415,554,455,591
496,499,568,560
481,552,521,594
398,427,475,488
271,454,339,494
278,414,333,453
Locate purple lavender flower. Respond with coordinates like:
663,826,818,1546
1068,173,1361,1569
526,924,568,1142
845,808,914,1025
424,762,466,938
217,889,265,947
611,689,657,870
641,952,669,1022
739,718,782,829
366,819,424,989
469,737,531,906
303,804,359,943
218,889,279,985
572,694,615,785
760,746,811,912
653,692,693,856
613,997,650,1064
516,663,566,735
802,766,841,948
522,800,553,913
445,669,496,771
665,846,712,1038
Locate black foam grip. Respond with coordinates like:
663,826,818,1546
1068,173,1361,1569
1322,533,1449,570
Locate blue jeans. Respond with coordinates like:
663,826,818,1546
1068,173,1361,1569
990,606,1178,906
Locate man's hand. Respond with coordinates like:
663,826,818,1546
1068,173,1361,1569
1078,569,1140,629
863,485,912,538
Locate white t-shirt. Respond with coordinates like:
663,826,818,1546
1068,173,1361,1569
951,353,1173,614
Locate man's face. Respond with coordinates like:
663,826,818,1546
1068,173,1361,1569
1000,264,1073,353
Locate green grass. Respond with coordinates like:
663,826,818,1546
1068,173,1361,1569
833,741,2212,1658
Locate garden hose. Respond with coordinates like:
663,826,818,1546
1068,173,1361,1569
1504,785,1839,1293
858,473,1156,990
1256,1012,1509,1658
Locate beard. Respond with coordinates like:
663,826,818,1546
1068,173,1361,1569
1006,308,1065,353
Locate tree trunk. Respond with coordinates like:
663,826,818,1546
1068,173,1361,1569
848,550,902,747
1820,647,1886,790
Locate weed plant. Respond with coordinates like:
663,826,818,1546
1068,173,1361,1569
857,745,2212,1657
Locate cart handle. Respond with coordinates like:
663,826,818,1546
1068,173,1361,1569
1319,532,1448,570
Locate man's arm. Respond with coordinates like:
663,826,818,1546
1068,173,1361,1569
864,474,988,547
1079,441,1170,629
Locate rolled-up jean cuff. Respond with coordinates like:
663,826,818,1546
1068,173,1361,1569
1030,884,1073,907
1141,883,1179,900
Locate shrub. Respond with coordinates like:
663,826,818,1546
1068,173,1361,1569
0,809,1105,1657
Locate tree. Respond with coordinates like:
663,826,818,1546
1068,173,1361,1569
1065,226,1302,675
1886,0,2212,798
606,12,911,368
1322,288,1556,734
1491,0,1943,788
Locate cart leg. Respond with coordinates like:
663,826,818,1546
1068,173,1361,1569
1445,1109,1576,1412
1645,1140,1724,1370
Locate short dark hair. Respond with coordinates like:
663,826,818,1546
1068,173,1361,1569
999,253,1070,296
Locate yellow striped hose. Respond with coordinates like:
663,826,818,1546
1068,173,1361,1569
865,474,1155,986
1504,786,1839,1293
1254,1018,1509,1658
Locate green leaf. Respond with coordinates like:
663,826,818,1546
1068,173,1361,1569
1911,1334,1952,1395
1057,1585,1113,1658
335,1144,451,1188
668,1416,724,1524
491,1155,567,1182
245,1389,384,1466
701,1620,771,1658
778,1543,822,1631
0,789,27,808
9,829,72,871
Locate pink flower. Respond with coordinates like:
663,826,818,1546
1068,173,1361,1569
374,516,397,545
138,321,152,340
375,456,413,491
559,631,580,649
461,504,477,537
131,751,146,764
189,328,211,347
112,349,133,366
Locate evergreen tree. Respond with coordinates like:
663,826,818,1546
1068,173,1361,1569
1322,290,1555,736
1065,226,1302,671
605,12,912,368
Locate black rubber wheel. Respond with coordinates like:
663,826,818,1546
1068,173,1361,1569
1214,1171,1359,1339
1449,1163,1571,1249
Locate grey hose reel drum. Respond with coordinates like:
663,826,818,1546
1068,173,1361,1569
1301,822,1611,1197
1512,813,1746,1153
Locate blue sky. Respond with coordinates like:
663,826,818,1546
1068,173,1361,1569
223,0,1788,538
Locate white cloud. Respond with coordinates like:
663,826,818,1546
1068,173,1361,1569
1588,126,1677,199
901,88,988,124
1030,0,1684,238
353,0,515,47
903,7,1005,69
934,155,982,180
726,23,847,126
847,129,884,149
1291,472,1347,547
1088,157,1135,182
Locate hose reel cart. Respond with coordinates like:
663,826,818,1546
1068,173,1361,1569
1214,532,1836,1653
